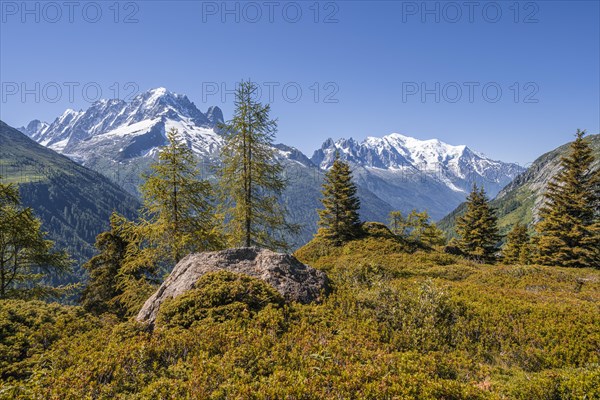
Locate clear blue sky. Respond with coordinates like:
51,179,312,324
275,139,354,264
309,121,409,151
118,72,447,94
1,0,598,165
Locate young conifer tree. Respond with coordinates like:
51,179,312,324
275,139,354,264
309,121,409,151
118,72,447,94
0,179,71,299
388,209,446,247
456,184,501,263
140,127,222,264
502,223,531,265
317,152,361,244
81,212,164,317
389,210,409,237
80,212,130,316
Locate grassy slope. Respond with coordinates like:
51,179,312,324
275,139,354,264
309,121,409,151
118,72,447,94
1,227,598,399
0,121,140,279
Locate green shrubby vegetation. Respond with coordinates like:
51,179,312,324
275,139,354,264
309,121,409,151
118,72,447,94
0,300,99,382
2,229,599,398
2,101,599,398
155,271,284,329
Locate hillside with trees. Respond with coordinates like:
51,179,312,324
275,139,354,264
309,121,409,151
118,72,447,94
1,91,598,398
439,134,600,238
0,121,140,281
1,226,598,398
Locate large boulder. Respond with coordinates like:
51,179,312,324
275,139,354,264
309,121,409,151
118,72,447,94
136,247,329,325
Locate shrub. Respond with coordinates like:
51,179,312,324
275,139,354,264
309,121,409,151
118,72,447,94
155,271,284,328
0,299,98,381
3,233,600,398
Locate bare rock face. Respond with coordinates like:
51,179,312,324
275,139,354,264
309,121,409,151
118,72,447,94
136,247,329,325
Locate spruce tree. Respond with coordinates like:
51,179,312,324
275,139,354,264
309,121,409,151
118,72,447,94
535,130,600,268
81,212,160,317
80,215,126,314
140,127,222,264
0,179,71,299
217,80,297,250
456,184,500,263
502,223,531,265
80,213,130,316
318,152,361,244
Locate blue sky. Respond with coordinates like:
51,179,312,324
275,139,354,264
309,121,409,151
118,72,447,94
1,0,598,165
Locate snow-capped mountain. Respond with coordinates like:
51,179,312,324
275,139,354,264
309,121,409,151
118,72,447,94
20,87,526,245
18,88,226,198
18,119,50,140
312,134,524,195
20,87,223,158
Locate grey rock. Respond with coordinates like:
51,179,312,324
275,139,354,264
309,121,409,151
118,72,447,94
136,247,329,325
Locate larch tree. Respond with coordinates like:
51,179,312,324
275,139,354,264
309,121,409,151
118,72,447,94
217,80,297,250
502,223,531,265
139,127,223,264
456,184,501,263
389,210,409,237
81,129,223,316
0,179,71,299
317,152,361,244
389,209,446,247
535,130,600,268
413,211,447,247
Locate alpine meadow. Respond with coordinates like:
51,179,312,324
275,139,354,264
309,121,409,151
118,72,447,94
1,2,599,399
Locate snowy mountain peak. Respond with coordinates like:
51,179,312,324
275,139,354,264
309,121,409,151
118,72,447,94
311,132,525,196
18,119,50,140
23,88,223,153
150,86,168,95
22,87,525,205
206,106,224,126
319,133,478,170
59,108,84,120
319,138,335,150
139,87,177,106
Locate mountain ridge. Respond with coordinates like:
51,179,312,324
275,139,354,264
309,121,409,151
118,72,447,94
311,133,523,196
20,88,522,197
1,120,140,278
19,87,526,243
